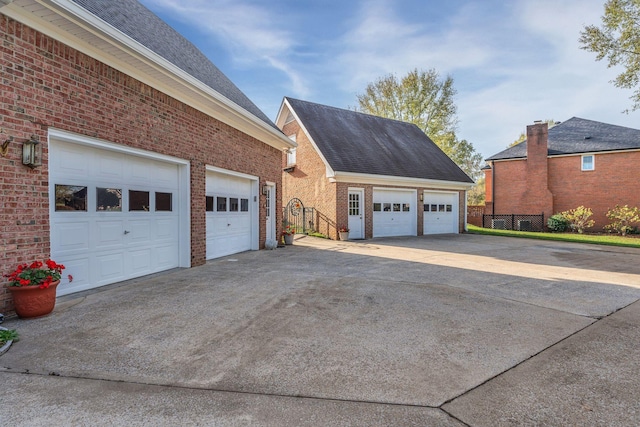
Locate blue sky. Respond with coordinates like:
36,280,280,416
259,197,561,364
139,0,637,159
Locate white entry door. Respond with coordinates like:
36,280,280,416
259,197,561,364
347,189,364,239
265,183,275,242
372,188,417,237
423,191,459,234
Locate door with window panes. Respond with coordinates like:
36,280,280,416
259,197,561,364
347,189,364,239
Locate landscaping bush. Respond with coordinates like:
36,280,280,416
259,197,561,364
547,214,570,232
561,206,595,234
604,205,640,236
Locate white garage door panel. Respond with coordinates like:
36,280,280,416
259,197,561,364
373,189,416,238
423,192,459,235
206,171,254,260
51,140,182,296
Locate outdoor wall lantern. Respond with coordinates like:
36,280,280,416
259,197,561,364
262,185,269,196
419,193,424,201
22,135,42,168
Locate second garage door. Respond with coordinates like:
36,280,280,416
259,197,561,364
372,188,417,237
423,191,459,234
206,170,256,259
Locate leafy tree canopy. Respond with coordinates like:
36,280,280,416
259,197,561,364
356,68,482,181
580,0,640,111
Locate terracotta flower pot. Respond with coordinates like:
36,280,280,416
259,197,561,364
7,280,59,318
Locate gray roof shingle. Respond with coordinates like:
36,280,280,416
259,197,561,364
71,0,275,127
487,117,640,161
286,97,473,183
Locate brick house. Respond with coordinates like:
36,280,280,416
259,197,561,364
0,0,295,312
275,98,474,240
484,118,640,230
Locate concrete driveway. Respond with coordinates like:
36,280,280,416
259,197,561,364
2,234,640,426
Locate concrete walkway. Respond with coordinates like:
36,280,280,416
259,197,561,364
2,234,639,426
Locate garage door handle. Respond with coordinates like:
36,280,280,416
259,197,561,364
124,230,130,235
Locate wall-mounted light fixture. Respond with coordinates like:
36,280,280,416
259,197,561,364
0,135,13,157
22,135,42,168
262,185,269,196
419,193,424,201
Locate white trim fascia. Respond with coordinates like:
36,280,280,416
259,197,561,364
276,98,334,176
48,128,189,165
330,171,474,190
491,147,640,163
206,165,259,182
3,0,295,151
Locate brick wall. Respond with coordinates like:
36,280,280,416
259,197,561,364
1,16,282,312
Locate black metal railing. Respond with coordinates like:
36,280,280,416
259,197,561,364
482,214,545,232
283,198,315,234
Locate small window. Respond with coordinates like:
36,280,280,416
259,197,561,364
446,204,452,212
287,147,297,165
438,204,445,212
55,184,87,211
229,198,239,212
402,203,410,212
97,187,122,211
240,198,249,212
393,203,401,212
383,203,391,212
373,203,382,212
423,204,429,212
217,197,227,212
582,155,594,171
156,192,172,211
129,190,149,211
206,196,214,212
431,204,437,212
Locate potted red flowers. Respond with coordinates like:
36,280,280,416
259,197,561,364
4,259,67,318
282,225,296,245
338,225,350,241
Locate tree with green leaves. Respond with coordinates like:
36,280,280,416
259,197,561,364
579,0,640,111
356,68,482,181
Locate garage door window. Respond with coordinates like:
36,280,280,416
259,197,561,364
55,184,87,211
241,198,249,212
403,203,410,212
229,198,239,212
373,203,381,212
97,188,122,211
217,197,227,212
206,196,214,211
155,192,172,211
129,190,149,211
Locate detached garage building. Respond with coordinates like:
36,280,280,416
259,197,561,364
276,98,474,240
0,0,294,311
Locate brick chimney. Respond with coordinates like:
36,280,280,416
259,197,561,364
525,122,553,219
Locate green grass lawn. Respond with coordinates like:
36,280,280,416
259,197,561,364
467,224,640,248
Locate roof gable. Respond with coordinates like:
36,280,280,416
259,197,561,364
281,98,473,184
487,117,640,161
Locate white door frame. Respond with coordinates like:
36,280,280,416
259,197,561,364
48,128,191,272
347,187,365,239
265,181,276,242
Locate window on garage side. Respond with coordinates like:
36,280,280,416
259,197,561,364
97,188,122,211
156,192,172,211
229,198,239,212
206,196,214,212
393,203,401,212
129,190,150,211
402,203,410,212
373,203,381,212
217,197,227,212
55,184,87,211
423,204,430,212
240,198,249,212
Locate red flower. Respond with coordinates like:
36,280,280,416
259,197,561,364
68,274,74,283
19,279,31,286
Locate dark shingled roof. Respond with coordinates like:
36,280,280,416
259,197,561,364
487,117,640,161
72,0,275,127
286,98,473,183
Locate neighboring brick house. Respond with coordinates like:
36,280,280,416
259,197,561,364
0,0,295,312
275,97,474,240
484,118,640,230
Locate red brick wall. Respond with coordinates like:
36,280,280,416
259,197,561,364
548,151,640,229
281,119,338,239
1,16,282,312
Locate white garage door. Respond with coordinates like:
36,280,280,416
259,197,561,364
206,170,255,259
423,191,459,234
373,189,417,237
50,139,184,296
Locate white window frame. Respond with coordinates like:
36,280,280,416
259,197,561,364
287,134,297,165
581,154,594,171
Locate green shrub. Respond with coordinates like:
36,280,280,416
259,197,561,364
604,205,640,236
547,214,570,232
561,206,595,234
